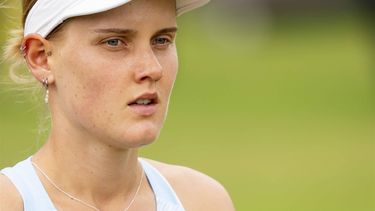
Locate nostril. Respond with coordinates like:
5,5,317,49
136,72,162,83
140,76,148,81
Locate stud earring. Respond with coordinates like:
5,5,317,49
19,45,27,58
42,78,49,104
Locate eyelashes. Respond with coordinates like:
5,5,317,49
105,39,123,47
101,38,127,50
152,37,173,46
100,35,174,51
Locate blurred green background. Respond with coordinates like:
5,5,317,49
1,1,374,210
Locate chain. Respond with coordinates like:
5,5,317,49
31,161,144,211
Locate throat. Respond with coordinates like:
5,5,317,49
33,139,142,202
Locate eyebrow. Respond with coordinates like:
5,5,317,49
155,27,178,34
92,27,178,35
92,28,137,35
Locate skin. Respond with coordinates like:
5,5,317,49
0,0,235,210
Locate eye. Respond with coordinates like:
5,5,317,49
152,36,172,47
105,39,122,47
100,38,128,51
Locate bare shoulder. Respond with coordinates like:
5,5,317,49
0,173,23,211
143,159,235,211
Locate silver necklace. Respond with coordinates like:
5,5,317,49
31,161,144,211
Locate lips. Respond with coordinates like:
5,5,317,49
127,92,159,116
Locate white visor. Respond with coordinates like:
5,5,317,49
24,0,210,38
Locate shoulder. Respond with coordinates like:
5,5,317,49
143,159,235,211
0,173,24,211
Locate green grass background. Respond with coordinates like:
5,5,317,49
1,2,374,211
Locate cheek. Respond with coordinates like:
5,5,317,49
55,47,124,119
156,51,178,122
160,49,179,92
71,57,112,101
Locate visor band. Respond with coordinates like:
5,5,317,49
24,0,210,38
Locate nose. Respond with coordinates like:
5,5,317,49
134,48,163,83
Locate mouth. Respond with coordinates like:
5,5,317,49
128,92,159,106
127,92,159,116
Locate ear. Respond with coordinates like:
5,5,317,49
23,34,55,84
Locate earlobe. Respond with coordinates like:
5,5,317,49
23,34,55,84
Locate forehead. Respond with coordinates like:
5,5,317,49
72,0,177,30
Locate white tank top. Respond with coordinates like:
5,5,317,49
1,157,185,211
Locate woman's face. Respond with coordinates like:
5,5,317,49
48,0,178,148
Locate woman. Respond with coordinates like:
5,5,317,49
0,0,235,210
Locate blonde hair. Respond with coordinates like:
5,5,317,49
3,0,65,88
2,0,37,85
2,0,50,143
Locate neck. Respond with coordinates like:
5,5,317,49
33,122,141,204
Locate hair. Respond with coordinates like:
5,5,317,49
3,0,62,85
2,0,36,85
2,0,53,144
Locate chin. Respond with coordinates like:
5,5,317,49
114,122,162,149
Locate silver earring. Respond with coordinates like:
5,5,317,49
20,45,27,58
42,78,49,104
